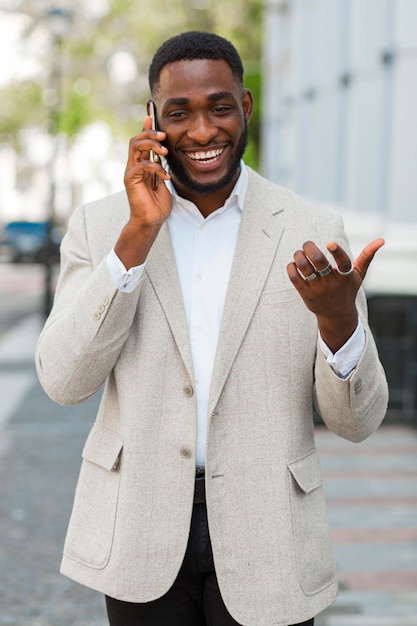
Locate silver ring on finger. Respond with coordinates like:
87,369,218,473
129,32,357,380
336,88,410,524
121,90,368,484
316,264,332,277
336,264,354,276
304,272,317,282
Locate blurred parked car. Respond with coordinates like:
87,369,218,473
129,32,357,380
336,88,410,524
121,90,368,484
0,221,62,264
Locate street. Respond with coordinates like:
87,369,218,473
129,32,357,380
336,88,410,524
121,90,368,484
0,270,416,624
0,262,48,334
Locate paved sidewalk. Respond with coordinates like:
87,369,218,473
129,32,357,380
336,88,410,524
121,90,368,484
316,424,417,625
0,315,416,624
0,315,107,625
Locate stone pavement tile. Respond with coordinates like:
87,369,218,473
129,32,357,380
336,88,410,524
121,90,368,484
328,503,417,529
321,454,417,472
0,372,35,430
318,590,417,626
331,528,417,542
332,540,417,576
0,315,41,438
315,424,417,448
337,570,417,592
0,314,42,363
323,476,416,498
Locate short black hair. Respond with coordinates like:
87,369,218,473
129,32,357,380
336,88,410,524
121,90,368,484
148,31,244,95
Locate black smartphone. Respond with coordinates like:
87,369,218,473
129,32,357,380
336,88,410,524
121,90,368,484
146,99,159,190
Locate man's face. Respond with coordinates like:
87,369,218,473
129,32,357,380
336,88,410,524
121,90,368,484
153,59,253,197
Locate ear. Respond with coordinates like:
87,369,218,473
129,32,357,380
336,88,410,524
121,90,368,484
242,88,254,123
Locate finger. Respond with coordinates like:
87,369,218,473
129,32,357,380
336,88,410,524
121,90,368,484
143,115,153,132
287,261,309,288
125,160,170,184
302,241,332,273
130,117,157,144
326,241,353,274
126,135,167,170
130,133,166,154
293,249,317,279
353,238,385,278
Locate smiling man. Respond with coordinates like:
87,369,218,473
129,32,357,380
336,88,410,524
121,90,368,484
36,32,388,626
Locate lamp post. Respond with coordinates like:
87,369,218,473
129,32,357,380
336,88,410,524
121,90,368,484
42,8,72,317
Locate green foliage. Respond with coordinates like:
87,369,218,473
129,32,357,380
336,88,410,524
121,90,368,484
0,81,47,146
108,0,135,16
0,0,263,169
57,91,94,137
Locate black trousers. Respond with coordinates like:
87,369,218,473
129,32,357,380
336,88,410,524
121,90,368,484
105,497,314,626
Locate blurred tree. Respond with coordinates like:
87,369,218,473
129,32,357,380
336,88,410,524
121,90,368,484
0,0,263,169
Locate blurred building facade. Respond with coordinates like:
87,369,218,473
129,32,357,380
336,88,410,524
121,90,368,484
261,0,417,422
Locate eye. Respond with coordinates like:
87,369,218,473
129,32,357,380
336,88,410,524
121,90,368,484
212,105,232,114
168,110,189,120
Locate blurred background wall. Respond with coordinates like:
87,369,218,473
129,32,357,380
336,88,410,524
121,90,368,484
261,0,417,423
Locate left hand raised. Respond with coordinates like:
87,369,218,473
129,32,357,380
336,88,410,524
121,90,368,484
287,238,385,352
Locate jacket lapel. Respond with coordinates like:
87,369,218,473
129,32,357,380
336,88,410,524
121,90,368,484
145,223,194,380
208,170,285,416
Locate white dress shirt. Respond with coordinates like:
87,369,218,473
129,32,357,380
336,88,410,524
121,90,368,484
106,164,365,465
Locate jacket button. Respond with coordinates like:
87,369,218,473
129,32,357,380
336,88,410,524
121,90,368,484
354,378,363,395
180,447,192,459
183,385,194,397
93,311,101,320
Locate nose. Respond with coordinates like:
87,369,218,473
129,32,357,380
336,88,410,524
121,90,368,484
187,112,218,145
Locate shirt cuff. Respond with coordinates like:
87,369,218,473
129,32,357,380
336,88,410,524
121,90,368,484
319,320,366,378
106,248,145,293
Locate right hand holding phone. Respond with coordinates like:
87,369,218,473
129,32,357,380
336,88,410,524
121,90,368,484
123,115,171,229
114,116,172,269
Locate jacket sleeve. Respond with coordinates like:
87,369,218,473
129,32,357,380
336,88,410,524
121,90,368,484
35,204,141,406
312,216,389,442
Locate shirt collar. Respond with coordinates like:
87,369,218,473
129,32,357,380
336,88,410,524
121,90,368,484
166,161,248,214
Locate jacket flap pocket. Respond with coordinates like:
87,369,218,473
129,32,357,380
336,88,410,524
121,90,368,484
287,450,322,494
82,423,123,471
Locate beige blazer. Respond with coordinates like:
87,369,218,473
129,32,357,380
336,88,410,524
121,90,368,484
36,168,388,625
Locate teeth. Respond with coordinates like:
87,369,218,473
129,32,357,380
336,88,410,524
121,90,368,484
189,148,223,162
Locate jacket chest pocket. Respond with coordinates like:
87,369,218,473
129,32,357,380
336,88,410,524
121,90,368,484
258,287,301,308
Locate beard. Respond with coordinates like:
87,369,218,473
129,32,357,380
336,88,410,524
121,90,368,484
164,121,249,196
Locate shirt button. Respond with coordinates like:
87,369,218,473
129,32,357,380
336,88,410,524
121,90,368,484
180,447,192,459
183,385,194,397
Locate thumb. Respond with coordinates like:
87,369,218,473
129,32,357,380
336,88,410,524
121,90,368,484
353,238,385,279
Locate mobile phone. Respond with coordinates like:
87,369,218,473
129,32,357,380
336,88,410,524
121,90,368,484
146,99,159,190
